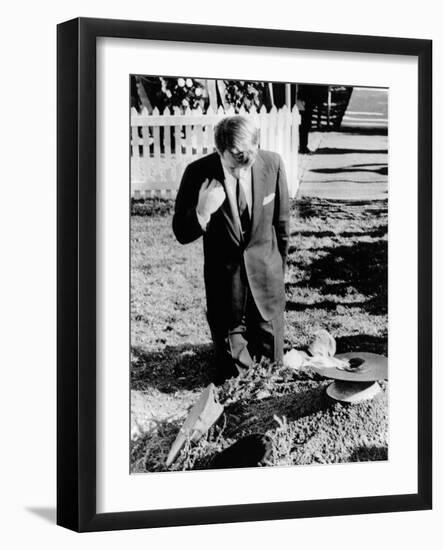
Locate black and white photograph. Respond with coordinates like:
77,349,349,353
1,0,437,543
129,75,389,474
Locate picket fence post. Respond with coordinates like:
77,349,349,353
130,104,301,198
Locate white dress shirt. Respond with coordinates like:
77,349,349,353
196,162,252,231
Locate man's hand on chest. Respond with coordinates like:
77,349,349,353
196,178,226,228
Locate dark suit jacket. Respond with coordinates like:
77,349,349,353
172,150,290,327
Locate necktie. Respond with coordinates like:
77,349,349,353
236,178,250,241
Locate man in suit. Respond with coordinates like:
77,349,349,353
172,116,290,384
297,84,326,153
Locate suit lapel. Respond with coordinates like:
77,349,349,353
212,154,242,244
250,152,267,240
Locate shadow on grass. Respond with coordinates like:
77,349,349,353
291,197,388,221
285,299,373,312
286,237,387,316
131,343,216,393
348,444,388,462
299,180,388,186
224,383,330,439
334,334,388,356
289,226,387,240
310,239,387,310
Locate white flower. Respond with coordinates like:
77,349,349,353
165,90,172,98
182,98,189,107
177,78,185,87
195,87,202,97
186,78,193,87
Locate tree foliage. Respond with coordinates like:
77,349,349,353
223,80,267,112
132,75,268,113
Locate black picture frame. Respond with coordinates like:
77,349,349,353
57,17,432,532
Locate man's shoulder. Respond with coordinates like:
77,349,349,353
186,152,219,173
258,149,281,166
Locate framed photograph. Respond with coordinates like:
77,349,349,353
57,17,432,532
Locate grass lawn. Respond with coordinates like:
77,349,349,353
130,195,388,473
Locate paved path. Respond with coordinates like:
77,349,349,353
341,87,388,129
298,131,388,201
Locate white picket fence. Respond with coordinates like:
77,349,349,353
130,105,301,199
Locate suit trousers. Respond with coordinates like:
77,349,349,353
208,273,284,383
